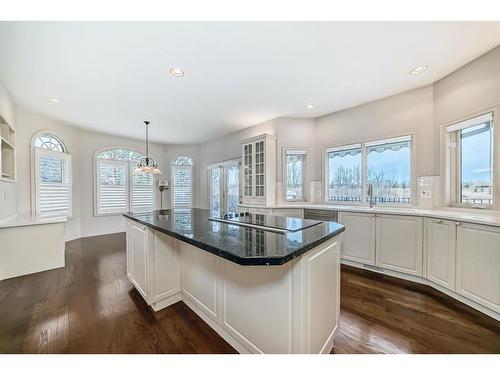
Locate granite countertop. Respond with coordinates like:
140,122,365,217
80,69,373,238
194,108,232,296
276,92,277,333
0,214,67,229
238,203,500,228
124,209,345,266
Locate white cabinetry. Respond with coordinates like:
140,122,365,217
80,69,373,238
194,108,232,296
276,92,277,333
375,214,423,276
126,221,148,299
126,221,181,310
425,218,456,290
0,115,16,182
339,212,376,265
456,223,500,314
241,134,276,206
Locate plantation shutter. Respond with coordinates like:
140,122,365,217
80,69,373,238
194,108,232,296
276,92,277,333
96,159,129,215
131,168,154,212
35,148,72,217
172,165,192,207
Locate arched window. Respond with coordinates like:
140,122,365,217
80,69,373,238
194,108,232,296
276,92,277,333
32,132,72,217
34,134,66,152
172,154,193,207
95,148,155,215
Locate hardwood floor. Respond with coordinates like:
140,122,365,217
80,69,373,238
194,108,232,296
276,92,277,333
0,233,498,353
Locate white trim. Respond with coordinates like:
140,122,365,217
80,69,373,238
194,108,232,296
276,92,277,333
442,110,496,210
365,134,412,147
445,112,493,133
325,143,362,154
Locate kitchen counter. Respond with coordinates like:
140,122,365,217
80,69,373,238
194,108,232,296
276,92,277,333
124,208,344,353
124,208,344,265
238,203,500,227
0,214,67,229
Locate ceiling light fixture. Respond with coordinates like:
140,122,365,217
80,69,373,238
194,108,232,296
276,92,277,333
48,97,62,104
409,65,429,75
305,104,315,110
135,121,161,174
169,67,185,77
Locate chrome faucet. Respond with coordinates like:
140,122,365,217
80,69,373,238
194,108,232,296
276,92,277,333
367,183,375,208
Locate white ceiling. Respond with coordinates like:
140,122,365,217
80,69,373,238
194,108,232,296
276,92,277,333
0,22,499,144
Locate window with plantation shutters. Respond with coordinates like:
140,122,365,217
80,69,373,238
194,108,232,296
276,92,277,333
33,133,72,218
95,149,155,215
131,171,154,212
96,159,129,215
172,155,193,208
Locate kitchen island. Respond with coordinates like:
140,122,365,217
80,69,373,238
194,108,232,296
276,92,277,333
123,209,344,354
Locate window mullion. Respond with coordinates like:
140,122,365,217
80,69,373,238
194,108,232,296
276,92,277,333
362,143,367,205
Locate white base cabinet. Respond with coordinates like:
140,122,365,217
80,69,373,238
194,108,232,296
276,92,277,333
126,221,181,310
375,214,423,276
338,212,376,265
340,212,500,320
126,219,341,353
425,218,456,290
456,223,500,314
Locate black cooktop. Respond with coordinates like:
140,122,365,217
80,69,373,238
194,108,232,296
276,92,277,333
210,212,322,232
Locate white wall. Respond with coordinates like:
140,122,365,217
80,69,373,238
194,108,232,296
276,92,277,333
14,108,182,240
434,44,500,208
196,46,500,210
0,82,18,221
198,117,316,208
315,85,435,177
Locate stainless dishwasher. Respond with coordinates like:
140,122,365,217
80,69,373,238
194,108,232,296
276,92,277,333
303,209,338,222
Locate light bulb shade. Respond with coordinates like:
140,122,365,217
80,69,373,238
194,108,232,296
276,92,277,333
158,179,169,187
152,167,162,174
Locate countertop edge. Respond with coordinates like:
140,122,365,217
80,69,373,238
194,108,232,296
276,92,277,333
123,213,344,266
238,204,500,228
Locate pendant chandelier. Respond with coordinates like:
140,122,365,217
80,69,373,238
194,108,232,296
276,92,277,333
135,121,161,174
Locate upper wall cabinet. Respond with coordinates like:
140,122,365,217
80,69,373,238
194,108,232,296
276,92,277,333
241,134,277,206
0,115,16,182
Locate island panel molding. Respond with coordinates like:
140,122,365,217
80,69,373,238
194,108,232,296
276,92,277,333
124,209,344,353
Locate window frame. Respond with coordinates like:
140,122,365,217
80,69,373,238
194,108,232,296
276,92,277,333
282,148,308,202
324,133,415,206
31,131,72,218
94,147,156,216
171,154,194,208
444,111,495,210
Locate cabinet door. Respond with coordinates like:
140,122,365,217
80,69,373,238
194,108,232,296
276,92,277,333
254,140,265,198
456,223,500,313
338,212,376,265
127,222,148,300
426,218,456,290
150,232,181,303
242,143,253,197
376,215,423,276
126,222,134,281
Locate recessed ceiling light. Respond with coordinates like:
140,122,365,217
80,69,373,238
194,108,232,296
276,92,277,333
48,97,62,104
169,67,185,77
409,65,429,75
305,104,315,110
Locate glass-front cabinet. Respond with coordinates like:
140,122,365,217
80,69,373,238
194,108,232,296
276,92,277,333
241,134,277,206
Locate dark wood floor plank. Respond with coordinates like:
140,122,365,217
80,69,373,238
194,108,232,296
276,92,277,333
0,233,498,354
